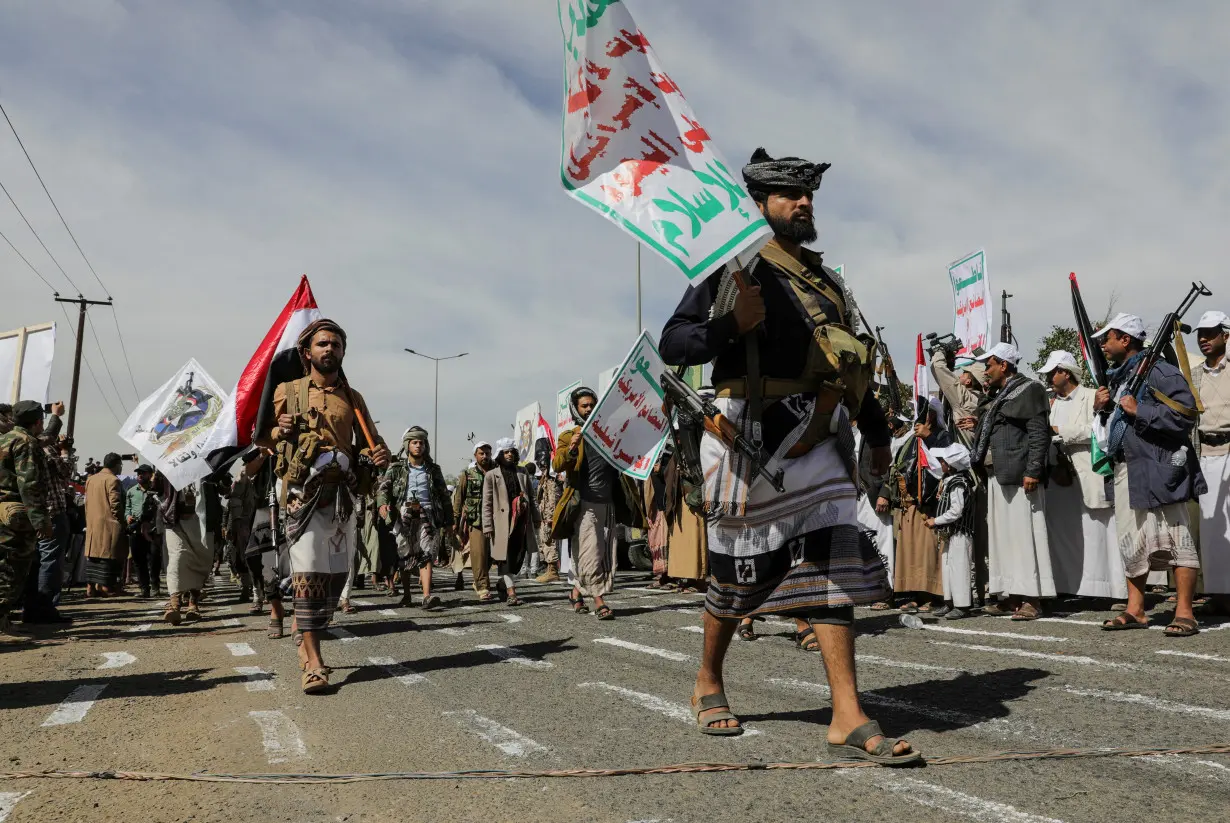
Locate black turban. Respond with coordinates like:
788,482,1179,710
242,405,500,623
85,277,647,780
741,147,830,199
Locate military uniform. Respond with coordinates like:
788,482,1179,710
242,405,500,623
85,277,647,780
227,473,259,601
0,404,50,636
454,463,492,595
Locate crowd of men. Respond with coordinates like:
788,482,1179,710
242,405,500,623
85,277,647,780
1,146,1227,766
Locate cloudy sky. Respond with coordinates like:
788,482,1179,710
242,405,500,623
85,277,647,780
1,0,1225,472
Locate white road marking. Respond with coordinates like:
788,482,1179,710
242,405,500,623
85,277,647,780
435,627,472,637
97,651,137,670
499,613,523,624
126,623,152,633
369,656,428,686
222,618,242,628
476,644,552,669
843,770,1065,823
855,654,967,674
378,609,399,617
226,642,257,657
1156,649,1230,663
441,710,548,757
0,792,30,822
1134,754,1230,783
578,682,762,736
593,637,693,662
248,710,308,764
1057,686,1230,721
234,666,275,692
41,684,108,727
679,626,705,634
916,624,1067,642
926,640,1136,670
328,627,361,643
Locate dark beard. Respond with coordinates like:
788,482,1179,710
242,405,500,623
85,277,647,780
312,356,341,375
766,210,817,245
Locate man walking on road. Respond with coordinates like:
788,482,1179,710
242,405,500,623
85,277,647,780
258,318,390,693
378,427,452,610
454,441,496,601
0,401,52,642
659,148,918,764
160,474,211,624
1095,314,1205,636
84,453,129,598
125,464,161,600
1192,311,1230,615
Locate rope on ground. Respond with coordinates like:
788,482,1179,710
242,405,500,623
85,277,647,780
1,745,1227,784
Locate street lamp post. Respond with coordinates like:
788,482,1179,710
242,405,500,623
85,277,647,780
404,348,468,443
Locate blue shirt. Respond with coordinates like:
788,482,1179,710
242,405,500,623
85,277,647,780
406,463,433,512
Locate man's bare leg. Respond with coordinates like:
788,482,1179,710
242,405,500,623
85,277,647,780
1123,573,1149,622
814,622,912,756
1174,567,1198,623
693,610,740,730
270,599,284,621
300,628,326,670
419,566,433,601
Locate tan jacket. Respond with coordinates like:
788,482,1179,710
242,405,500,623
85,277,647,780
85,468,127,560
481,466,540,562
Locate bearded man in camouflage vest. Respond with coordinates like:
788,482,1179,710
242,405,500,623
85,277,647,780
0,401,51,643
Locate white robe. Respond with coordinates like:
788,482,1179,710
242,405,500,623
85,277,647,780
1199,452,1230,595
1047,388,1127,598
987,475,1055,598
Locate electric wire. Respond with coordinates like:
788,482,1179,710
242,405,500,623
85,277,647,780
0,95,142,403
0,224,58,294
0,175,82,296
85,312,129,417
57,303,122,427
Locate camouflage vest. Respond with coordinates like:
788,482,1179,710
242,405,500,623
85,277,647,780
460,465,486,524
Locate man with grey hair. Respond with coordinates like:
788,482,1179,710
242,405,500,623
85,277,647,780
1192,310,1230,614
1040,350,1125,601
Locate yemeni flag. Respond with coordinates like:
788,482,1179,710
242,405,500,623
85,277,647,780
534,409,556,467
913,334,932,423
204,276,322,470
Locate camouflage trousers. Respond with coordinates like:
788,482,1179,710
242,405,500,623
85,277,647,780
0,522,37,611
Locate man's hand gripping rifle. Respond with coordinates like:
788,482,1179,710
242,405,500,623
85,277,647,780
660,368,786,494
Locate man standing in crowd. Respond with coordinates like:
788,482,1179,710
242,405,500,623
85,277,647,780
930,344,984,449
24,404,72,623
84,453,128,598
659,148,917,763
257,319,390,693
202,472,231,579
970,343,1052,620
378,427,452,610
885,401,950,614
483,438,539,606
535,464,564,584
455,441,496,601
226,461,259,605
1040,351,1124,601
1193,311,1230,614
160,473,210,624
125,464,161,600
0,401,51,642
1095,314,1205,635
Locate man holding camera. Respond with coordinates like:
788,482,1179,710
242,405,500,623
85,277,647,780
928,336,984,449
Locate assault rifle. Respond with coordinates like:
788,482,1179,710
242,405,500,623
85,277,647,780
1119,281,1211,403
874,326,904,419
660,368,785,493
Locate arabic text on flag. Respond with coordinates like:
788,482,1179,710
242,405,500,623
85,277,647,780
581,331,670,481
947,250,992,360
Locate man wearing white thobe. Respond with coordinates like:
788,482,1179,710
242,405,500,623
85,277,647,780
1193,311,1230,613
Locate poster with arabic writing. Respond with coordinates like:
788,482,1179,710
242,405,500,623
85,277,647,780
557,380,581,434
947,250,992,361
557,0,771,282
581,331,670,481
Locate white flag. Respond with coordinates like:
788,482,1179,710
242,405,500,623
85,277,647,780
119,359,227,489
558,0,770,282
581,331,670,481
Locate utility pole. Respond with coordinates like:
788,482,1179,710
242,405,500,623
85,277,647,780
636,243,642,335
54,295,113,438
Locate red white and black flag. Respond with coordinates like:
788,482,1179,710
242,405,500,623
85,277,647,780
204,276,321,470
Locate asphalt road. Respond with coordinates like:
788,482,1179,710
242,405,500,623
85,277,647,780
1,573,1228,823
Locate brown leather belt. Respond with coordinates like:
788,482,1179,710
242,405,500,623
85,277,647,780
714,378,814,400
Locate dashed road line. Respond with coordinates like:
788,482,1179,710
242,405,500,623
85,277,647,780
369,656,429,686
221,618,242,628
499,613,524,624
578,682,762,736
235,666,275,692
475,644,552,669
126,623,152,633
248,710,308,764
593,637,693,662
855,654,967,674
1156,649,1230,663
1057,685,1230,721
441,710,548,757
915,624,1067,642
97,651,137,670
226,642,257,657
41,684,108,727
678,626,704,634
0,792,30,822
435,627,473,637
378,609,399,617
925,640,1136,670
842,770,1065,823
328,627,361,643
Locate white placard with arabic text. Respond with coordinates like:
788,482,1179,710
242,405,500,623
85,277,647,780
581,331,669,481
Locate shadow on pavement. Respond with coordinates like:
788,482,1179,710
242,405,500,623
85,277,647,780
0,668,248,711
336,637,578,690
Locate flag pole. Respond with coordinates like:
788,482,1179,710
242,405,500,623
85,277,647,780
636,243,642,335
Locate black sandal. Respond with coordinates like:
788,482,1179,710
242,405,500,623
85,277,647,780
267,618,284,639
795,627,819,652
569,592,590,614
594,604,614,620
827,720,922,766
737,621,756,641
1164,616,1199,637
1101,614,1148,631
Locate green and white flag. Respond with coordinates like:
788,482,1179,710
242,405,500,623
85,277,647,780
558,0,771,281
582,331,670,481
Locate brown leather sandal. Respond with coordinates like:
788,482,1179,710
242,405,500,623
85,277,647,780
302,667,330,694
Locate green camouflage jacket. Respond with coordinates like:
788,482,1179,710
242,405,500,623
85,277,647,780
0,424,50,532
452,464,488,531
377,458,453,529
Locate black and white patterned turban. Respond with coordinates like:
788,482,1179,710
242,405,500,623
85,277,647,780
741,147,830,199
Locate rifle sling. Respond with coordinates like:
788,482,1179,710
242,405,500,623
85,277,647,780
741,260,764,447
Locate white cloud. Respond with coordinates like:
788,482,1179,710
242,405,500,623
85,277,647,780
0,0,1225,471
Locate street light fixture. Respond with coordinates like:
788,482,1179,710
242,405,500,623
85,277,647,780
404,348,468,445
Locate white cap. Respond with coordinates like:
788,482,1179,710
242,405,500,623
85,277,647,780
1039,350,1080,376
931,443,971,472
1194,310,1229,331
494,437,515,453
974,342,1021,366
1093,312,1146,340
472,440,491,452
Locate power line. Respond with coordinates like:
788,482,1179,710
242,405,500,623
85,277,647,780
0,224,57,294
57,304,121,426
85,312,129,417
0,95,142,402
0,175,83,295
